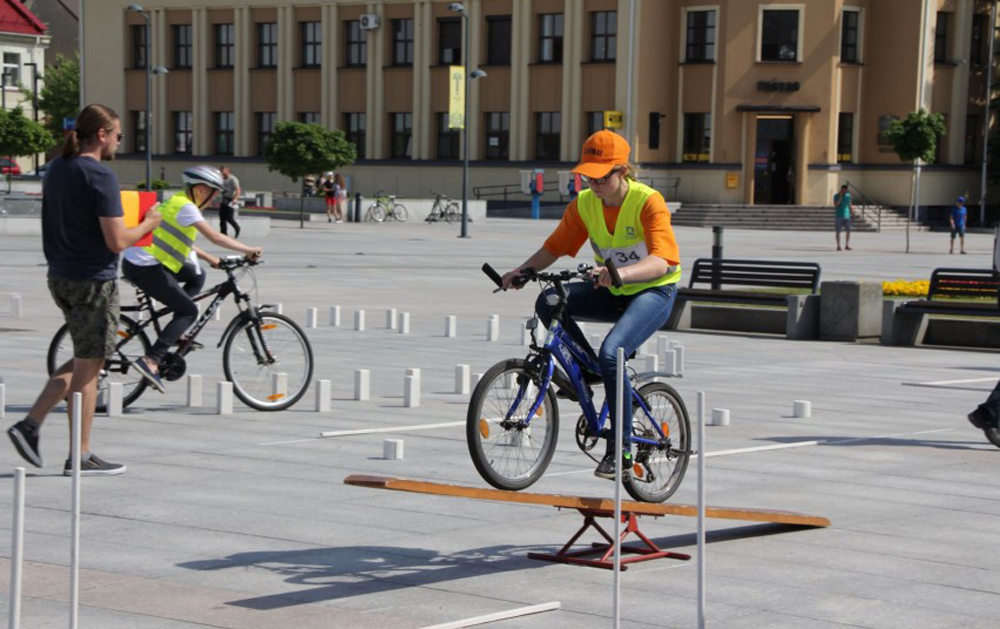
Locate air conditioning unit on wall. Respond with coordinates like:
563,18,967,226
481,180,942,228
359,14,380,30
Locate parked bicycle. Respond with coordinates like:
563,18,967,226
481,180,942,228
47,257,314,412
366,190,408,222
425,191,461,223
468,262,692,502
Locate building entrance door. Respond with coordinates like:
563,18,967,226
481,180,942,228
753,117,795,205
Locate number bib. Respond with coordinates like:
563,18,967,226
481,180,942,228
591,241,647,268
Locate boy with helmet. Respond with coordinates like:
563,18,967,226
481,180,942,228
123,165,263,392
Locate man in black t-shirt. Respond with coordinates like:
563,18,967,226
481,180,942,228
7,104,161,476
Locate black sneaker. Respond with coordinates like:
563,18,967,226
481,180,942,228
594,451,633,480
968,408,997,430
132,358,166,393
63,454,126,477
8,420,42,467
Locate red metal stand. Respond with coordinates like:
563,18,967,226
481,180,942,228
527,508,691,570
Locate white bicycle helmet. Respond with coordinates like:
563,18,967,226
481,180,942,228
182,165,225,191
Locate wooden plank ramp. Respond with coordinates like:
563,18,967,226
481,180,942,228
344,475,830,528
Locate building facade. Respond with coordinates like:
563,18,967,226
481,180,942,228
83,0,996,209
1,0,48,173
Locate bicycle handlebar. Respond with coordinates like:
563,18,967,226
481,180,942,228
218,256,263,271
482,260,622,291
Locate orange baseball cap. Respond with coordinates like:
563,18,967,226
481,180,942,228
572,130,630,179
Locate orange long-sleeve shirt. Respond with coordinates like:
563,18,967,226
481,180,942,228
542,192,681,266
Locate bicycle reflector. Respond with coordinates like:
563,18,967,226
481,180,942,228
266,393,286,401
661,422,671,437
479,419,490,439
261,323,278,330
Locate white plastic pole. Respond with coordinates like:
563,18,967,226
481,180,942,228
445,315,457,337
329,305,341,326
306,307,318,329
0,382,5,420
455,364,470,395
354,309,366,331
613,347,624,627
70,391,82,629
316,379,331,412
697,390,707,629
387,308,398,330
10,293,21,319
9,466,25,629
399,312,411,334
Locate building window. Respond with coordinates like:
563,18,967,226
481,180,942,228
682,113,711,162
934,12,950,62
392,19,414,66
965,115,979,164
487,16,511,65
877,114,897,150
971,14,987,66
345,20,367,67
841,10,859,63
484,112,509,160
132,110,147,153
173,111,192,154
131,24,147,69
761,9,799,62
586,112,604,137
837,112,853,163
685,10,715,63
172,24,192,69
590,11,616,62
439,18,462,65
344,112,366,159
390,113,412,158
535,112,561,160
300,21,321,67
257,22,277,68
256,112,276,156
214,111,234,155
538,14,564,64
300,112,321,125
2,53,19,86
935,114,948,163
437,113,460,159
215,24,234,68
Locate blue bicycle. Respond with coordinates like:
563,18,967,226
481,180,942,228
468,263,691,502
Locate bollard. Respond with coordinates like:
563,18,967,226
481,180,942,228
217,381,234,414
10,466,25,628
673,344,685,375
187,374,203,407
487,314,500,341
353,192,363,222
354,369,370,401
272,373,288,400
316,379,331,412
387,308,397,330
446,315,457,337
472,372,483,388
635,354,658,374
213,305,222,321
403,375,420,407
455,364,470,394
355,309,366,331
0,382,4,420
306,307,318,329
276,303,283,315
329,305,341,326
106,382,123,417
399,312,411,334
11,293,22,319
406,367,421,379
793,400,812,418
522,326,532,346
663,349,678,376
657,335,671,360
383,438,404,460
710,408,730,426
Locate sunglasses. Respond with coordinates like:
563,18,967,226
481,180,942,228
582,168,621,185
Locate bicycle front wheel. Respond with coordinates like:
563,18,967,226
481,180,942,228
623,382,690,502
466,358,559,491
391,203,408,222
444,203,461,223
367,203,386,222
47,314,150,413
222,312,314,411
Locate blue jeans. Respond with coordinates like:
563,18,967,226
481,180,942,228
535,282,677,455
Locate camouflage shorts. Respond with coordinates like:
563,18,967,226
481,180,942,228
48,277,121,360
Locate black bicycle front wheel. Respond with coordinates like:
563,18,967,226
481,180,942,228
47,314,151,413
222,311,314,411
623,382,690,502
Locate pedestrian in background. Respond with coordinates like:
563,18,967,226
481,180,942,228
833,184,852,251
950,196,967,254
333,172,347,223
218,165,242,239
322,171,337,222
7,103,161,476
303,173,317,198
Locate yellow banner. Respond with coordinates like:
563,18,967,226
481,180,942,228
448,65,465,129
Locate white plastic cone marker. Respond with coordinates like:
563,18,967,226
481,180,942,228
455,364,470,394
216,381,234,414
674,344,685,375
387,308,397,330
446,315,457,337
306,307,318,329
354,369,370,401
316,379,331,412
487,314,500,341
275,303,283,314
355,309,366,331
711,408,730,426
399,312,410,334
187,374,203,407
329,305,341,326
383,438,404,460
663,349,678,376
11,293,22,319
793,400,812,418
106,382,123,417
403,375,420,407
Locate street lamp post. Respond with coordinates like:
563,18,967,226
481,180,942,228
448,3,486,238
1,69,12,110
24,61,39,171
127,4,163,189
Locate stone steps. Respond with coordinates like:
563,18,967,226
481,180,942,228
671,204,929,232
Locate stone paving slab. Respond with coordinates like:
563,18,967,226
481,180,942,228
1,219,999,628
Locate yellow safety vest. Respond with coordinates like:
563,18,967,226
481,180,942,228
143,192,198,273
576,181,682,296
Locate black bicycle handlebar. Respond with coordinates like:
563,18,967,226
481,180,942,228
482,260,622,291
218,256,263,271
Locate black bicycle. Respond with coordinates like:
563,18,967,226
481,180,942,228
425,191,461,223
47,257,314,412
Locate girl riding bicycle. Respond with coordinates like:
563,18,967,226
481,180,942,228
123,165,262,393
500,131,682,480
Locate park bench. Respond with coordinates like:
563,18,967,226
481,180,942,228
884,267,1000,347
665,258,823,339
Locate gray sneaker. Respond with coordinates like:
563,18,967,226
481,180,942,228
63,454,126,476
8,420,42,467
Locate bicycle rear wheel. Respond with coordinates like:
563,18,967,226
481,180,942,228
47,314,150,413
222,311,314,411
367,203,386,222
444,203,461,223
623,382,690,502
391,203,408,222
466,358,559,490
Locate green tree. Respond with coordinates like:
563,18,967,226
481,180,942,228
883,108,946,163
25,53,80,138
264,121,357,227
0,106,55,190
